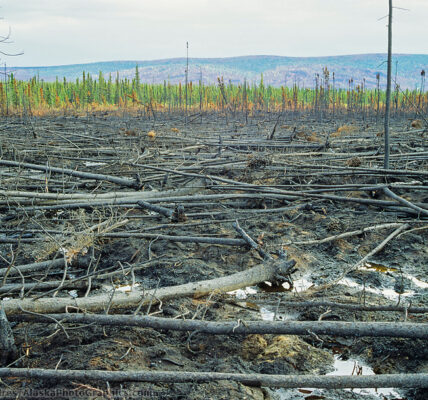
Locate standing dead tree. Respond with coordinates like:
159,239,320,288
384,0,393,168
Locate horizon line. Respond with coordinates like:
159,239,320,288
8,52,428,69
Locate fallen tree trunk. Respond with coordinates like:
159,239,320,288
2,259,295,315
288,222,406,246
0,258,65,278
99,233,246,246
0,185,203,202
0,368,427,388
11,313,428,339
17,193,294,212
0,159,140,189
137,200,174,218
0,280,96,294
262,300,428,314
383,187,428,216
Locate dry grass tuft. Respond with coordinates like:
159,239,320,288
241,335,268,360
296,131,320,142
411,120,423,129
120,129,138,136
331,124,358,137
346,156,362,167
34,211,128,262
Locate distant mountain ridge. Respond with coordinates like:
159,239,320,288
9,54,428,89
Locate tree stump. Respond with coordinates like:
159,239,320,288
0,301,18,366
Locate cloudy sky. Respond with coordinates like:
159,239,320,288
1,0,427,66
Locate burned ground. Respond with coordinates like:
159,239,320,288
0,110,426,399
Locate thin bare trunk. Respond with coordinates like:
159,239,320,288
384,0,393,168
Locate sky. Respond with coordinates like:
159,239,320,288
1,0,427,67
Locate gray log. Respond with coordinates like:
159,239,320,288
137,200,173,218
2,259,296,315
270,300,428,314
0,159,140,189
10,313,428,339
0,258,65,278
0,368,427,388
103,233,246,246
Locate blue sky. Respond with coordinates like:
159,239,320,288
2,0,427,66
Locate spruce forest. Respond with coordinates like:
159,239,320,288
2,66,427,117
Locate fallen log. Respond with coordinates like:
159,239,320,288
0,258,65,278
0,185,203,202
16,193,294,212
137,200,173,218
10,313,428,339
2,259,296,315
287,222,405,246
0,280,96,294
383,187,428,216
99,233,246,246
261,300,428,314
137,200,187,222
233,220,272,261
0,368,427,388
0,159,140,189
